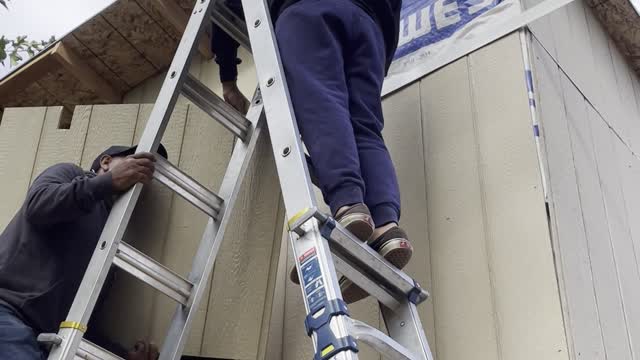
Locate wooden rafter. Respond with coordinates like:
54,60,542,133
50,42,123,103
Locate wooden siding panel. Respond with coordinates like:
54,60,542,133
385,81,434,349
608,38,640,151
0,107,46,229
469,34,568,360
560,72,614,359
31,106,91,182
420,58,498,360
589,106,640,359
79,104,140,168
201,134,283,359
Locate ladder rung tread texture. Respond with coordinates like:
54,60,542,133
114,242,193,304
182,74,251,140
326,219,429,304
153,156,224,219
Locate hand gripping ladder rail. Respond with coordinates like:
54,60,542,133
38,0,435,359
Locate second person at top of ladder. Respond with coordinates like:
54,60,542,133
212,0,412,304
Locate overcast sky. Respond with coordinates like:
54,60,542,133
0,0,115,78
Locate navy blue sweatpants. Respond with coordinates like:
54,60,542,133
276,0,401,226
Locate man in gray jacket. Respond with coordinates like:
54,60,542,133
0,145,166,359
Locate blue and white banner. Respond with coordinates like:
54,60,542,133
384,0,521,94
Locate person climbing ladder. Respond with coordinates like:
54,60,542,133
212,0,412,303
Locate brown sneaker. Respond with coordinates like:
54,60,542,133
340,226,413,304
290,203,374,285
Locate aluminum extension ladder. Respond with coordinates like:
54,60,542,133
38,0,434,359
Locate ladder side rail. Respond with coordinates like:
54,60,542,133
241,0,360,359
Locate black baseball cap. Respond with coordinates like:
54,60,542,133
90,144,168,172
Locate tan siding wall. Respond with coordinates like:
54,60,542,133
0,31,575,360
526,0,640,154
0,107,46,229
524,1,640,359
531,27,640,359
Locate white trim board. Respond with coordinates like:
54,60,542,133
382,0,579,98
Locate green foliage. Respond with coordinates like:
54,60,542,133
0,35,56,67
0,1,57,69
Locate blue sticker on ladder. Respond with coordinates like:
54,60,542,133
533,124,540,137
299,248,327,311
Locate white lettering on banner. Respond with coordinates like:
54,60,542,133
434,0,461,29
399,7,433,46
468,0,495,14
396,0,500,51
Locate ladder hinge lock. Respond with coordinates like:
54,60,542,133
408,280,428,305
319,217,335,240
305,299,359,360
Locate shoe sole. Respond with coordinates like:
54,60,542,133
340,238,414,304
289,214,374,285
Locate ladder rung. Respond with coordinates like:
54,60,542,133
327,220,429,304
182,74,251,140
211,2,251,51
290,210,429,305
333,255,402,310
114,241,193,305
154,156,224,219
76,339,124,360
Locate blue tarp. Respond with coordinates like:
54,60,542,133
395,0,502,59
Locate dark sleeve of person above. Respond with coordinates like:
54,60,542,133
211,0,244,82
0,163,114,336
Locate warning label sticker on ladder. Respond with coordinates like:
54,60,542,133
299,248,327,310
